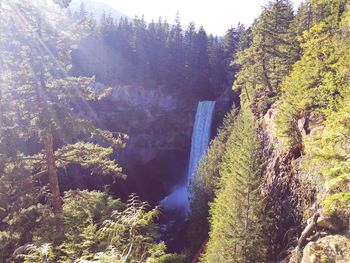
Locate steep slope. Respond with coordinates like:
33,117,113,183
191,0,350,262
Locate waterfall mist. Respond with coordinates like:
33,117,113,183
161,101,216,215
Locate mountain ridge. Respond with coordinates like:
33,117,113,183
69,0,130,21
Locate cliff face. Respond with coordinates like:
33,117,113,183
88,85,235,204
94,86,195,164
262,102,350,262
260,103,304,261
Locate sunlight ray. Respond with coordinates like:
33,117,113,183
4,0,108,139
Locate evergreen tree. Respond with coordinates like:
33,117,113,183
167,12,185,92
131,15,149,84
309,0,347,25
192,26,210,97
0,0,124,227
54,0,71,8
234,0,297,115
208,35,226,96
184,22,197,90
154,18,170,87
201,108,267,262
276,0,350,146
4,191,183,262
189,108,238,253
70,12,238,99
222,24,245,84
293,1,313,38
98,11,116,83
271,2,350,258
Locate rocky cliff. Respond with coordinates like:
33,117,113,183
262,102,350,262
88,85,235,204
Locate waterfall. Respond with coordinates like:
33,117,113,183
161,101,216,216
187,101,216,188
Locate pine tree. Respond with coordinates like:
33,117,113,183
207,35,226,96
276,0,350,145
184,22,196,90
167,12,185,92
189,107,238,252
53,0,71,8
309,0,347,25
201,108,267,262
0,0,124,227
193,26,210,97
234,0,297,115
293,1,313,38
222,24,245,84
131,15,149,84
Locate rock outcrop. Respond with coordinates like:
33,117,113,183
260,103,305,261
262,101,349,262
301,234,350,263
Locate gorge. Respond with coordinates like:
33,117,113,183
1,0,350,262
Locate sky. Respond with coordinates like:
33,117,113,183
93,0,305,35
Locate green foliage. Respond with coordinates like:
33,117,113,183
270,0,350,230
321,193,350,216
188,107,238,251
0,1,163,261
0,0,125,217
234,0,297,115
55,142,124,177
23,243,54,263
201,108,268,263
304,92,350,217
191,0,350,261
58,190,123,261
18,191,182,262
72,11,242,99
0,162,50,261
309,0,348,25
293,2,313,39
276,1,350,145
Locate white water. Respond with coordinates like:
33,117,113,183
161,101,216,216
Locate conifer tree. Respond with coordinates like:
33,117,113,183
271,2,350,259
167,12,185,91
222,24,245,84
201,108,267,263
184,22,196,90
193,27,210,97
208,35,226,96
234,0,296,114
54,0,71,8
0,0,124,225
189,108,238,252
293,1,313,38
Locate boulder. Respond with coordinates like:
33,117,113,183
301,234,350,263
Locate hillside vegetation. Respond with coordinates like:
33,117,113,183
191,0,350,261
1,0,350,262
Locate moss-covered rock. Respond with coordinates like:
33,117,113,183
301,234,350,263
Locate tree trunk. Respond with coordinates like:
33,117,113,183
44,130,63,215
262,58,273,93
261,34,273,93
